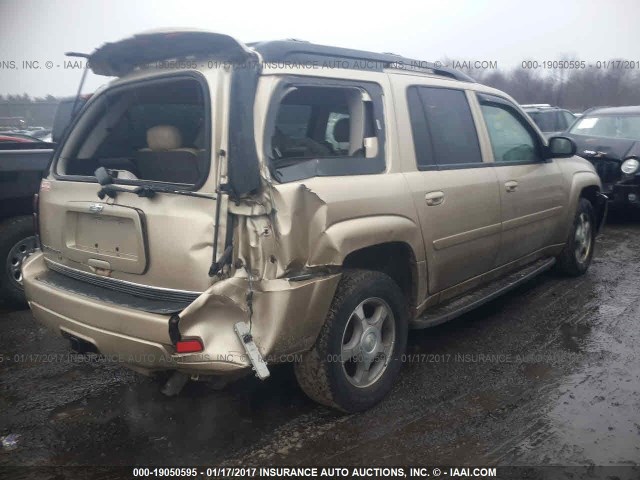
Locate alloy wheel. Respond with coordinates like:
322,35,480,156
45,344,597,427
341,297,396,388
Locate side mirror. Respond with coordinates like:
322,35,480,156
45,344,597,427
548,136,576,158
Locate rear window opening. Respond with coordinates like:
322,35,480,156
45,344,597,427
267,84,384,182
56,77,210,187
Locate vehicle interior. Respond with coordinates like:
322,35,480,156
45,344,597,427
58,78,209,185
270,86,374,166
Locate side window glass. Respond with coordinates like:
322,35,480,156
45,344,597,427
562,111,576,129
533,111,555,132
271,87,373,161
480,103,541,163
555,111,567,131
407,86,482,168
268,83,385,182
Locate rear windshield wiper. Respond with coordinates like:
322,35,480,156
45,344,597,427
94,167,215,200
97,183,216,200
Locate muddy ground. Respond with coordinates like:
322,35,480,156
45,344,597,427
1,214,639,470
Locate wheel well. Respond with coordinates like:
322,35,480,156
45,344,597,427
580,185,599,206
580,185,606,230
342,242,417,310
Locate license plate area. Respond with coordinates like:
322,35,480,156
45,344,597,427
63,202,147,274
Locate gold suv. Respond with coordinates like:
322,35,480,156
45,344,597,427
22,30,606,412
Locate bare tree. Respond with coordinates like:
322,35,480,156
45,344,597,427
445,56,640,111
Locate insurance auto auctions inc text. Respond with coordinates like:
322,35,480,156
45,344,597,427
254,466,497,477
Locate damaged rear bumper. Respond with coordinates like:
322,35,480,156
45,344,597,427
22,252,340,376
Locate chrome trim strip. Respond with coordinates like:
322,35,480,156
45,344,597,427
44,258,202,303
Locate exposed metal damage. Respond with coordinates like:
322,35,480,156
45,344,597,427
176,181,342,376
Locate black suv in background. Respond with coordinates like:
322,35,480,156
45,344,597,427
564,105,640,209
0,96,88,305
522,104,578,137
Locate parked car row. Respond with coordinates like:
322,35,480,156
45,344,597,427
565,106,640,209
521,104,579,138
0,97,87,304
1,127,52,140
523,103,640,211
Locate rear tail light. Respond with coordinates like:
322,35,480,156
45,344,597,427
175,339,204,354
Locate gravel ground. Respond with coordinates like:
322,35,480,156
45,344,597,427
1,215,639,472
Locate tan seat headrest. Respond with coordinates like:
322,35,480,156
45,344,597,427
146,125,182,151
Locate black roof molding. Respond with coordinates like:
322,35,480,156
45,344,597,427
87,31,474,82
249,40,475,83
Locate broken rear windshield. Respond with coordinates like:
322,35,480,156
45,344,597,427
56,77,210,187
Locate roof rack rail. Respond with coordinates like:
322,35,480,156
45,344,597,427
249,40,475,83
520,103,554,108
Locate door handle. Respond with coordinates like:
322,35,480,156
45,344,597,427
425,191,445,206
505,180,519,193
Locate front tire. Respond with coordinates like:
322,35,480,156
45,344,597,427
0,216,36,307
555,198,595,276
294,270,409,413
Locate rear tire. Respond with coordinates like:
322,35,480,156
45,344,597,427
0,216,36,307
294,270,409,413
555,198,595,276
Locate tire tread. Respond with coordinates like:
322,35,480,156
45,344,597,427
295,269,407,412
555,198,595,277
0,215,35,306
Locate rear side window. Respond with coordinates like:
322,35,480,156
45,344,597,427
527,111,557,132
267,82,385,182
527,109,575,132
407,86,482,168
562,111,576,130
554,111,568,131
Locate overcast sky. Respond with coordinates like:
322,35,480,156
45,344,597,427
1,0,639,97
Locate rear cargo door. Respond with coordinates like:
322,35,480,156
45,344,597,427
39,72,228,294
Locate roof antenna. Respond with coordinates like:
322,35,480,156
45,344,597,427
65,52,91,117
